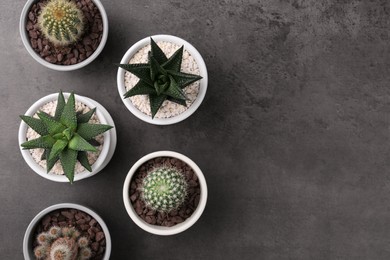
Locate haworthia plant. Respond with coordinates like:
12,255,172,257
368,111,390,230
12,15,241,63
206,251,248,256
116,38,202,118
20,91,113,183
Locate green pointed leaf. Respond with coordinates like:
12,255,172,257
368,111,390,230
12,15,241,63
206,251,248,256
41,149,48,160
77,108,96,123
49,139,68,161
20,115,48,136
77,123,113,140
116,63,153,86
68,133,97,152
45,149,59,173
38,112,66,135
60,92,77,129
21,135,56,149
162,46,183,72
167,96,187,107
167,70,202,89
150,55,167,81
149,94,167,119
163,75,187,100
123,80,156,99
150,37,168,64
78,151,92,172
59,149,77,183
54,91,66,120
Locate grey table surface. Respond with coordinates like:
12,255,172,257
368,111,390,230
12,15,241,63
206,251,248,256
2,0,390,259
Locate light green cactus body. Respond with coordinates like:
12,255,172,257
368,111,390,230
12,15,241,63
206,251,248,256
34,226,91,260
38,0,85,46
142,167,188,212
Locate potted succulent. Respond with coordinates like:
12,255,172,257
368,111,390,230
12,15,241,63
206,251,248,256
23,203,111,260
18,91,117,183
117,35,208,125
20,0,108,71
123,151,208,235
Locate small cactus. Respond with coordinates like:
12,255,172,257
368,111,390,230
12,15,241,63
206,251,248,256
33,226,92,260
142,166,188,212
38,0,85,46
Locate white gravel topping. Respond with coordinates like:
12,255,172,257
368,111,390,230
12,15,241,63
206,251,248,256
26,100,104,175
124,41,200,118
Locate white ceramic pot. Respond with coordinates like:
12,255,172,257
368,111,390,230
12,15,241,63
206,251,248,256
19,0,108,71
18,92,117,182
117,34,208,125
123,151,208,235
23,203,111,260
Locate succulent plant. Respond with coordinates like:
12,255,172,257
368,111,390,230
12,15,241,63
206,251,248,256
117,38,202,118
20,91,113,183
142,166,188,212
34,226,92,260
38,0,85,46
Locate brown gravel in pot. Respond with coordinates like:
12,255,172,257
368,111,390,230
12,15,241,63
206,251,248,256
32,208,106,260
129,157,201,227
26,0,103,66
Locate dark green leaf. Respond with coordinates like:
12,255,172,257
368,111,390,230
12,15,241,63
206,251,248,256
59,149,77,183
60,92,77,130
20,115,48,136
77,108,96,123
21,135,56,149
41,149,48,160
149,94,167,119
150,37,168,64
68,133,97,152
38,112,66,135
77,151,92,172
54,91,66,120
167,96,187,107
116,64,153,86
162,46,183,72
124,80,156,99
77,123,113,140
49,139,68,161
167,70,202,89
163,75,187,100
150,55,167,81
46,149,59,173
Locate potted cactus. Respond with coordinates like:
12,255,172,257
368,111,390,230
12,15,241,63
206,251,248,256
20,0,108,71
117,35,208,125
18,91,117,183
123,151,208,235
23,203,111,260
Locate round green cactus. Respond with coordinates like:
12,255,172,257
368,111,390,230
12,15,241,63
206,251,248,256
38,0,85,46
33,226,91,260
142,167,188,212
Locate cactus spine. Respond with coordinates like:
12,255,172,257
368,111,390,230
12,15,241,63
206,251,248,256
142,166,188,212
38,0,85,46
33,226,91,260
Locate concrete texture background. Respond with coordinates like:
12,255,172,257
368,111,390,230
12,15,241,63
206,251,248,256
1,0,390,259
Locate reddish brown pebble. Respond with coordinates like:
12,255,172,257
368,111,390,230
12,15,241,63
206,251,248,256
86,51,93,57
58,221,67,227
45,55,57,63
57,53,63,62
73,49,79,58
31,39,37,49
76,219,86,225
95,232,104,242
130,193,137,202
61,211,74,220
80,224,89,231
89,219,97,226
37,38,42,51
28,11,34,21
27,21,33,30
42,215,51,225
29,30,37,39
91,242,99,251
70,57,77,64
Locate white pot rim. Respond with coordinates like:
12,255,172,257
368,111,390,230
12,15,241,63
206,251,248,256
117,34,208,125
18,92,117,182
19,0,109,71
23,203,111,260
123,151,208,235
